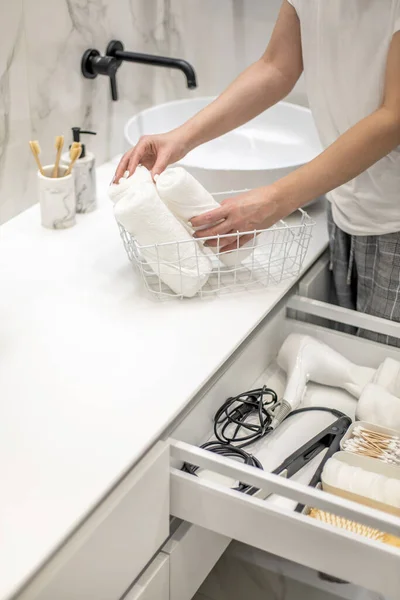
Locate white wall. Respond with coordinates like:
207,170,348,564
0,0,307,223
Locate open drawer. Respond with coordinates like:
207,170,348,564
164,297,400,599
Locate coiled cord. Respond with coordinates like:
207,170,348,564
182,441,263,495
182,383,348,496
213,386,279,448
213,387,346,448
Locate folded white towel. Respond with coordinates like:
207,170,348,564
356,383,400,432
110,179,212,297
373,358,400,398
322,455,400,508
109,166,153,205
156,167,254,268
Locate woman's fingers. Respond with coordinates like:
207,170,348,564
190,205,229,229
127,139,148,176
193,220,232,246
151,152,170,179
113,137,155,183
113,150,132,183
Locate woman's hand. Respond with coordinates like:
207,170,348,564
113,131,189,183
191,187,285,252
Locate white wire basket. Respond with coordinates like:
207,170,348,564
117,191,315,300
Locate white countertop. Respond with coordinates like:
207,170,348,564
0,158,328,600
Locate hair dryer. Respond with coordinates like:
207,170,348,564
271,334,375,430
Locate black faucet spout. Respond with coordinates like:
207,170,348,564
106,41,197,90
81,40,198,101
114,50,197,89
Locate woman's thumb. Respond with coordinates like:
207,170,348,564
151,153,169,180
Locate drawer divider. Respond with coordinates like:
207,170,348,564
287,295,400,339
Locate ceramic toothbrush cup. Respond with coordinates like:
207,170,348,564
38,165,76,229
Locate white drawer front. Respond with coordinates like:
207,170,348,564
163,521,230,600
169,440,400,598
18,442,169,600
124,553,169,600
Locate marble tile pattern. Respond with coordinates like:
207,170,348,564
0,0,308,224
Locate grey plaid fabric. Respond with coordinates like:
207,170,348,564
327,205,400,348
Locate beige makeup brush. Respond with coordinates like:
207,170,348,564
52,135,64,177
29,140,45,176
64,145,82,176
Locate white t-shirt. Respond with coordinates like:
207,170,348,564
288,0,400,236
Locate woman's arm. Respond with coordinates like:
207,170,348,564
114,1,302,180
177,0,303,152
193,31,400,249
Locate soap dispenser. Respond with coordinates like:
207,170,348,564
61,127,97,213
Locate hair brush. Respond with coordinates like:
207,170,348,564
309,508,400,547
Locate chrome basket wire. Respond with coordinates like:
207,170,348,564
117,190,315,300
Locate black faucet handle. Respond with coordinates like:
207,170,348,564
109,72,118,101
81,49,101,79
81,49,120,101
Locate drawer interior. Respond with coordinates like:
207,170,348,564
170,315,400,504
166,306,400,597
169,310,400,454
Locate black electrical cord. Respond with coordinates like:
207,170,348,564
181,441,263,496
213,386,279,448
182,383,348,497
214,385,347,449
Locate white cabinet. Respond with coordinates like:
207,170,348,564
15,258,400,600
124,554,169,600
18,443,169,600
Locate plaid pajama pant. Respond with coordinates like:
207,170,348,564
327,205,400,348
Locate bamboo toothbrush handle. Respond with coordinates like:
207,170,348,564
52,148,62,178
29,142,45,176
64,156,78,177
52,135,65,177
64,144,82,177
34,155,45,176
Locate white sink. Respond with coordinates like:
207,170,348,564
125,97,322,194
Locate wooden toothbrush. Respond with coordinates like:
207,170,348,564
64,144,82,176
29,140,45,176
52,135,64,177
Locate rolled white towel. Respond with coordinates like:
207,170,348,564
356,383,400,432
373,358,400,398
322,455,400,508
109,166,153,205
110,179,212,297
156,167,254,268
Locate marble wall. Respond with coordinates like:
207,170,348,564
0,0,307,223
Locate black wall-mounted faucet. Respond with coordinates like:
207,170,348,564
81,40,197,101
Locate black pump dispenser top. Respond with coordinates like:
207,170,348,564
71,127,96,158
